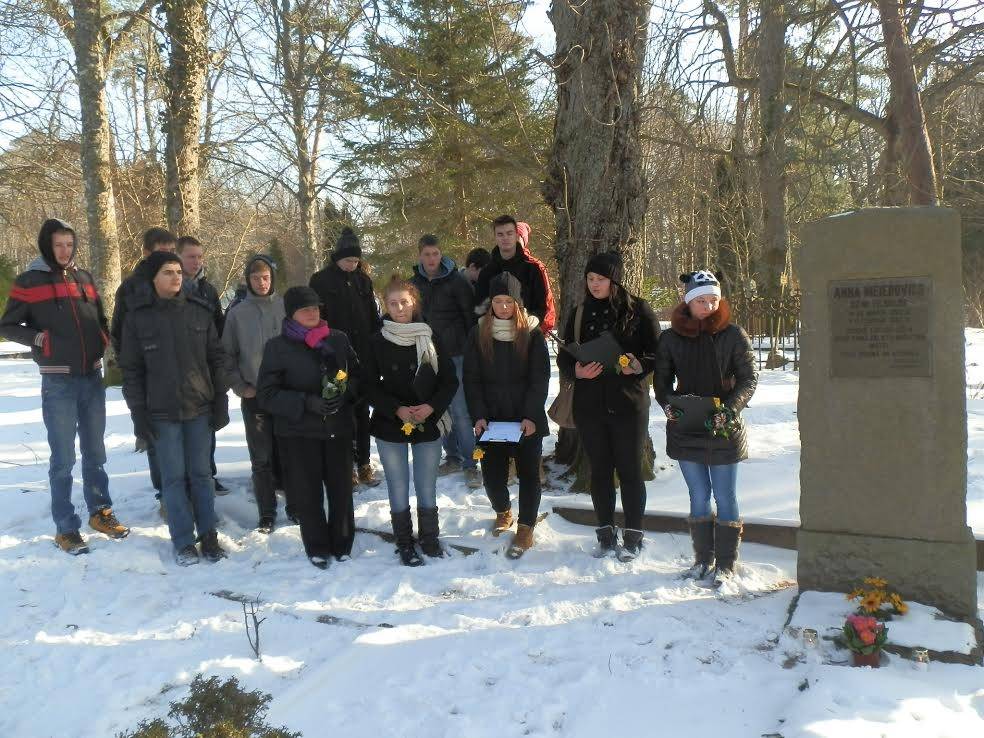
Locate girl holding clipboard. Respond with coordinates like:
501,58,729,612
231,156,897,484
463,273,550,558
556,252,661,561
654,271,757,583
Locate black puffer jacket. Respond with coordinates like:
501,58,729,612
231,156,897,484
557,293,661,421
474,243,549,323
1,257,108,376
308,264,379,358
463,323,550,437
119,292,228,423
110,261,154,355
256,328,361,439
410,257,475,356
183,269,225,337
653,301,757,465
363,323,458,444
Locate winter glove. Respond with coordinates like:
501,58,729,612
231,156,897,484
322,392,346,415
132,411,156,443
305,394,336,416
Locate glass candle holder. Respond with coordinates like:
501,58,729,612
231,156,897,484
912,647,930,671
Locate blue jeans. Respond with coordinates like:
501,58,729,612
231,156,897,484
442,355,476,469
376,438,442,512
153,415,216,551
678,460,739,522
41,373,112,534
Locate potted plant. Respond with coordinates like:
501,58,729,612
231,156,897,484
843,614,888,667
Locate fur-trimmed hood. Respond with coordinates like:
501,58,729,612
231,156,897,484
670,297,732,337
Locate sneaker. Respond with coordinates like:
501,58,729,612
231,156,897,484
54,531,90,556
464,467,483,489
357,464,381,487
199,529,227,562
492,509,513,537
309,555,330,569
213,478,230,496
257,516,275,534
176,545,200,566
437,458,462,477
89,509,130,539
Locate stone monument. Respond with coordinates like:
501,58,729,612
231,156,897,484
798,207,978,619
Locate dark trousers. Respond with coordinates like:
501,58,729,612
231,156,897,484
242,397,277,520
480,436,543,526
578,410,648,530
353,400,371,467
279,435,354,557
210,430,217,478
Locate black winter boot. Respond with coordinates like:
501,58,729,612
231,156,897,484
417,507,444,558
390,509,423,567
713,520,742,580
684,516,715,579
593,525,618,557
617,529,644,562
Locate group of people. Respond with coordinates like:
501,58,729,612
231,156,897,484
1,214,757,583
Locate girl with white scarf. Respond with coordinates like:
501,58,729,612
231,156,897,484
363,276,459,566
463,273,550,559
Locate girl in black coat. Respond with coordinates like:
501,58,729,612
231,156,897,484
308,227,382,486
256,286,361,569
653,271,757,583
463,273,550,558
556,252,661,560
364,276,459,566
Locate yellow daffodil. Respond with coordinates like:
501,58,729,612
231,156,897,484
863,576,888,589
401,421,415,436
472,447,485,461
335,369,348,382
713,397,722,409
618,354,630,368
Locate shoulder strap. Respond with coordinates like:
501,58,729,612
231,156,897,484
574,304,584,343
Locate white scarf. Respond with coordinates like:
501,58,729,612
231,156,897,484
489,312,540,342
381,319,452,436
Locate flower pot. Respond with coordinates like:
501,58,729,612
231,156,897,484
851,650,882,668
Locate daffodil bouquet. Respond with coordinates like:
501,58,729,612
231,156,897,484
322,368,348,401
846,576,909,620
401,420,424,437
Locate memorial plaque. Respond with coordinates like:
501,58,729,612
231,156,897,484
829,276,932,378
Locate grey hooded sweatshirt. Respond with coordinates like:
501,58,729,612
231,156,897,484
222,255,285,396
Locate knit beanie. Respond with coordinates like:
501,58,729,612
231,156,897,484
37,218,76,269
489,273,523,305
144,250,182,281
584,251,624,284
681,270,722,303
283,285,321,317
332,227,362,262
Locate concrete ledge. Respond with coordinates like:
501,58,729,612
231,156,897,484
550,506,984,571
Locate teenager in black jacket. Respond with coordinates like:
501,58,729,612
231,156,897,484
309,227,381,487
364,276,459,566
0,219,128,554
654,271,757,583
119,251,230,566
556,252,661,560
256,286,361,569
464,273,550,559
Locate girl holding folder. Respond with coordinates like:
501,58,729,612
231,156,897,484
653,271,757,583
557,251,661,560
463,273,550,558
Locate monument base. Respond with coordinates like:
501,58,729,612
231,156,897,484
798,528,978,619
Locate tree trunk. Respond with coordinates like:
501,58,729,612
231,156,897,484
875,0,938,206
70,0,122,315
757,0,789,304
163,0,208,234
544,0,655,492
543,0,652,317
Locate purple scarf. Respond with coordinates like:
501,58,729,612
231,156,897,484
282,318,333,354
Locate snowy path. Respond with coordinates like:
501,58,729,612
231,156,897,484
1,334,983,736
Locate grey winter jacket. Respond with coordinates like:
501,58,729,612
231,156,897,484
223,290,286,396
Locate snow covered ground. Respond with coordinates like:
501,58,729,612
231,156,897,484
1,333,983,737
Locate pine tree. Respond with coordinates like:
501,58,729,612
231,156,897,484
344,0,549,259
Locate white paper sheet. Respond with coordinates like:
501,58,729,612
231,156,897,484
479,421,524,443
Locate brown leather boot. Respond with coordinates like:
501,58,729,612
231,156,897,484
89,509,129,539
492,509,513,536
357,464,381,487
506,524,534,559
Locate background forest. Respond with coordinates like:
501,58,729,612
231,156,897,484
0,0,981,321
